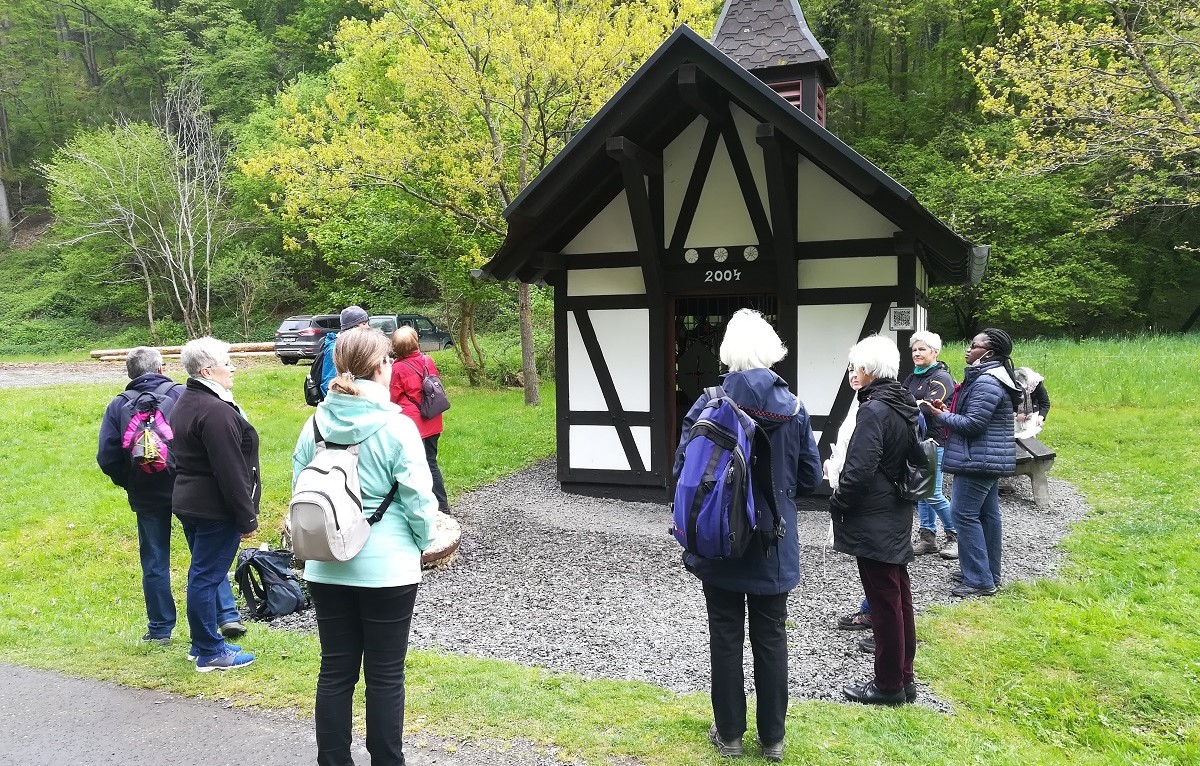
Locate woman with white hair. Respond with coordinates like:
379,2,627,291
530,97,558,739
904,330,958,558
674,309,822,762
170,337,260,672
831,335,920,706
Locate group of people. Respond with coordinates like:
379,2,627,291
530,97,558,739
676,310,1046,760
98,306,450,765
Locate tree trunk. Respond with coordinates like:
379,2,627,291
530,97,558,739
518,282,540,405
455,297,484,386
141,262,157,342
0,176,12,245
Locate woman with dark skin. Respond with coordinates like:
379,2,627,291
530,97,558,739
928,329,1021,597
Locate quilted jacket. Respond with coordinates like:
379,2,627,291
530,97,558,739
935,361,1019,476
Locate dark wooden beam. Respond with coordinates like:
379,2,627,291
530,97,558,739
758,122,799,389
532,251,641,270
795,238,898,259
605,136,662,176
678,64,728,126
608,138,664,298
669,122,721,252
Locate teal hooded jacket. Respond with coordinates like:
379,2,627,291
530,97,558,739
293,379,438,587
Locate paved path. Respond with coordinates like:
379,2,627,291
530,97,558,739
0,665,557,766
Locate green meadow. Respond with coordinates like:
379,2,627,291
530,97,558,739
0,336,1196,765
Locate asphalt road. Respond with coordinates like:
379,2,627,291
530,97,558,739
0,664,564,766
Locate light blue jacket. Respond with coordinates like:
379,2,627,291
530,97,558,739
293,379,437,587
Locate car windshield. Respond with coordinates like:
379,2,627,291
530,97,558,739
279,319,312,331
370,317,397,333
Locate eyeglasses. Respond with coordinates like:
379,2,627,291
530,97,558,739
969,343,990,350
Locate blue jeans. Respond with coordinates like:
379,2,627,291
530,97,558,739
917,446,955,534
136,508,176,638
181,518,241,628
950,474,1002,589
310,581,418,766
179,517,242,658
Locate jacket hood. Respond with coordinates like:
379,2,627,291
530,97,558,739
859,377,918,426
314,379,403,445
720,368,799,431
970,360,1020,392
125,372,176,393
1014,367,1044,391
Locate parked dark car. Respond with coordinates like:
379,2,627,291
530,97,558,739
274,314,341,364
369,314,454,352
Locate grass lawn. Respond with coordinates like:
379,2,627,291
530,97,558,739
0,337,1197,765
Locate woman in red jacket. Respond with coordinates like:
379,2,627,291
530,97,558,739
389,326,449,512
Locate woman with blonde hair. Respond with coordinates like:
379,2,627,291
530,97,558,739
293,327,438,766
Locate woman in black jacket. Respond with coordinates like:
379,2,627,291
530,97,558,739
831,335,919,706
171,337,260,672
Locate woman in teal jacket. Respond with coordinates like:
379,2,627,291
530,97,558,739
292,327,438,766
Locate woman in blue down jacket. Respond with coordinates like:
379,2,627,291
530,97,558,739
673,309,822,763
929,328,1022,598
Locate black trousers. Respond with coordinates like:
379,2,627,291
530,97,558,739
309,581,419,766
703,583,789,745
856,557,916,692
423,434,449,512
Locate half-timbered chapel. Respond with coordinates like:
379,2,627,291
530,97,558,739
480,0,989,496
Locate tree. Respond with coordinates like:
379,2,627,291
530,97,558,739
42,80,240,337
966,0,1200,221
243,0,717,399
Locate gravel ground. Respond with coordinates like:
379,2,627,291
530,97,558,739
272,459,1090,710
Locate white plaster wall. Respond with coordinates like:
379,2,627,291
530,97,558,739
916,261,928,293
793,303,893,417
917,303,928,333
663,117,707,247
687,136,758,248
568,425,652,470
796,160,901,241
562,189,638,254
566,312,605,411
566,268,646,296
588,309,650,411
797,256,898,288
730,104,770,227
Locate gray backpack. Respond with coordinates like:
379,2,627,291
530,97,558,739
289,420,398,562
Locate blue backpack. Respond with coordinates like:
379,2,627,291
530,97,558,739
671,386,781,559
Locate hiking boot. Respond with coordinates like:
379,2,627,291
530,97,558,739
708,724,743,758
939,531,959,559
912,528,938,555
836,610,872,631
141,633,171,646
758,739,784,762
951,571,1002,588
219,621,247,638
905,681,918,703
195,648,254,672
951,584,997,598
857,635,875,653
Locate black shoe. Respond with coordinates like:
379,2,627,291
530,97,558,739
219,621,247,638
856,635,875,653
708,724,743,757
837,610,872,631
843,680,906,707
904,681,917,703
951,584,997,598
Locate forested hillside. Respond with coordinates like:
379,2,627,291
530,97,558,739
1,0,1196,360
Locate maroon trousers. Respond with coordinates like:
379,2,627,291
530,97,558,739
856,557,916,692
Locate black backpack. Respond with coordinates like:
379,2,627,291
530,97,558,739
234,548,308,620
403,357,451,419
304,348,326,407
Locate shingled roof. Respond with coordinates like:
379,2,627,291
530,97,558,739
712,0,836,83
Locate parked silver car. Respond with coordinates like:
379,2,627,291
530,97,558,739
274,314,341,364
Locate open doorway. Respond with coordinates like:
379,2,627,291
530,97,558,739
669,295,779,454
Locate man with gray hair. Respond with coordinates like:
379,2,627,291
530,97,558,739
97,347,186,645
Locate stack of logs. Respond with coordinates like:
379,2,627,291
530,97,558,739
90,343,275,362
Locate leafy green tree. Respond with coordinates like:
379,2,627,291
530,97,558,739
243,0,717,398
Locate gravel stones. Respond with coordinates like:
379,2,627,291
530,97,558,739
274,459,1090,707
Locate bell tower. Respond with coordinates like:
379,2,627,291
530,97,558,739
711,0,837,125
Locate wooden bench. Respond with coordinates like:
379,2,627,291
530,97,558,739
1014,436,1056,508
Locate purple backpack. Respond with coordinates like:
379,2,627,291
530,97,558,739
119,381,179,474
671,387,781,559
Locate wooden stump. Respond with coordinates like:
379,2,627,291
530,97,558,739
421,510,461,569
